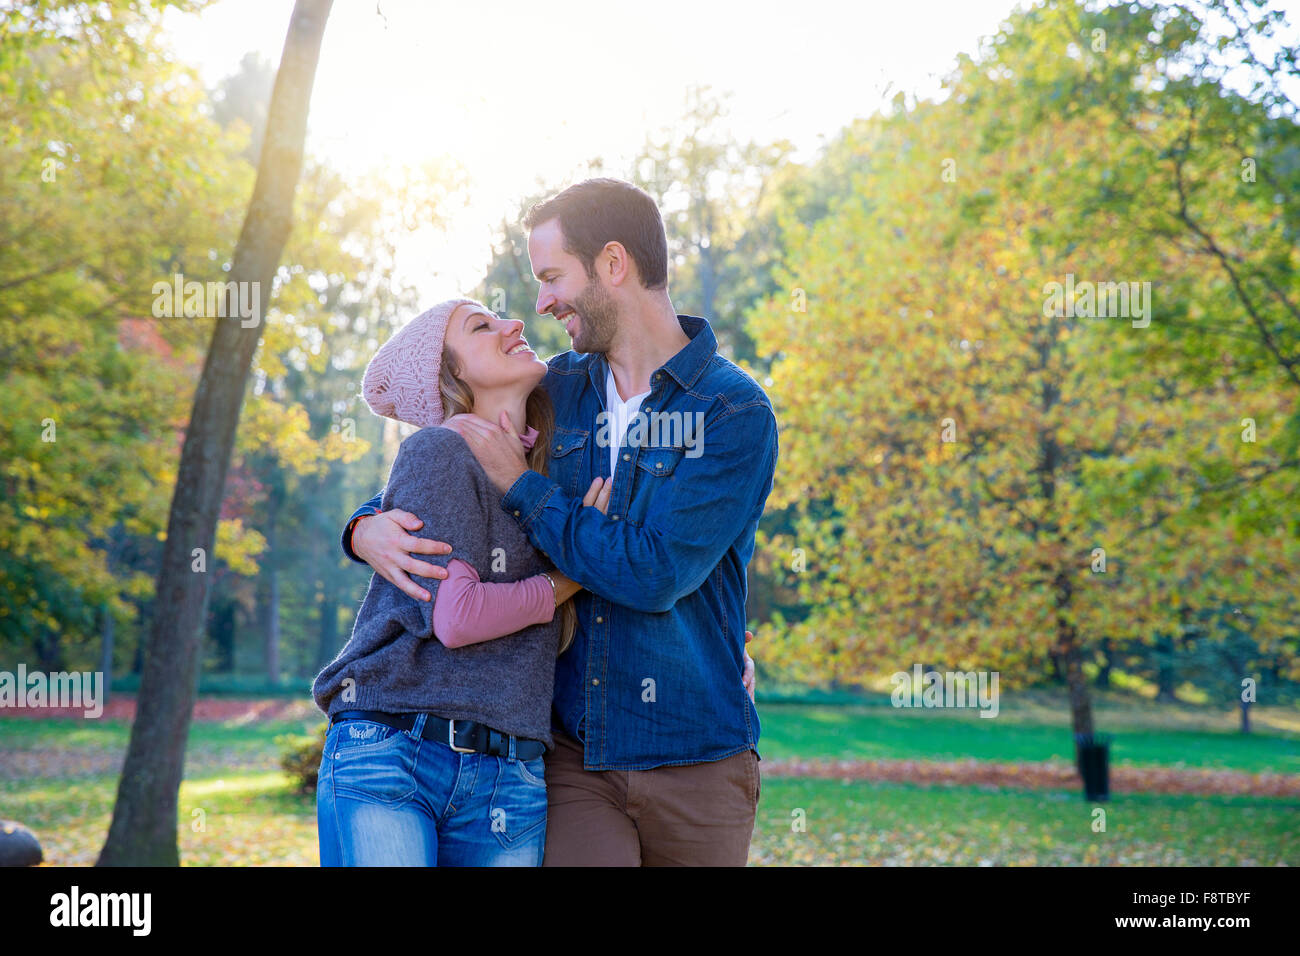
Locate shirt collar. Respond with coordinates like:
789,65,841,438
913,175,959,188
659,315,716,391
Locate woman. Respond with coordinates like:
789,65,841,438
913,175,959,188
312,297,606,867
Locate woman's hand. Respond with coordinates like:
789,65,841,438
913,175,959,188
582,476,613,514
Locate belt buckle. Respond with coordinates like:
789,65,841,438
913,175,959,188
447,719,476,754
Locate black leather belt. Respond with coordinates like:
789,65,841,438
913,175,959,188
330,710,546,761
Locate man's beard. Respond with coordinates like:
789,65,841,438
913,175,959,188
570,277,618,354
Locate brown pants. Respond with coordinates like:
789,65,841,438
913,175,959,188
541,731,760,866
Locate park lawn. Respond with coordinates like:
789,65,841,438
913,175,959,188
2,699,1296,866
1,770,320,866
1,715,324,754
4,768,1294,866
756,703,1300,772
8,696,1299,774
752,778,1298,866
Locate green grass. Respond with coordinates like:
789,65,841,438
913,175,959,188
752,778,1298,865
2,697,1296,866
4,716,323,752
5,768,1292,866
757,703,1300,772
1,769,321,866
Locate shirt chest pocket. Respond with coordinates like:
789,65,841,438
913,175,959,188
547,428,590,497
624,446,686,525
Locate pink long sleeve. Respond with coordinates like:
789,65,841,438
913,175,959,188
431,558,555,648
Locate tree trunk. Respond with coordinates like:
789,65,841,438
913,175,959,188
210,597,236,673
1154,634,1178,703
698,242,714,316
1239,698,1251,734
1054,571,1094,741
131,608,144,676
1048,650,1065,685
97,0,332,867
263,489,281,685
317,586,338,671
100,602,114,705
1094,637,1112,689
1035,358,1095,746
267,562,280,684
35,627,65,673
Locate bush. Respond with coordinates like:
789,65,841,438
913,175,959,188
278,724,327,794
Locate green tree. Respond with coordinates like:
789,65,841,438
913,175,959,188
0,0,248,668
748,0,1299,748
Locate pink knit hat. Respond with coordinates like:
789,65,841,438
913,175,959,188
363,297,486,429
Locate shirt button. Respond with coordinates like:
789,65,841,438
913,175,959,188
622,453,630,461
596,616,603,623
592,679,600,686
513,510,520,516
555,444,562,452
611,514,619,520
655,462,663,469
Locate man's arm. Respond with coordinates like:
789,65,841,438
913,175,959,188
340,492,384,563
501,403,778,613
344,446,616,603
342,489,454,602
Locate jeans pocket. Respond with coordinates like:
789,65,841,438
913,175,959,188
328,721,416,805
489,758,548,851
516,755,546,788
330,719,405,753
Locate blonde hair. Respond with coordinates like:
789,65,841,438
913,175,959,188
439,345,578,654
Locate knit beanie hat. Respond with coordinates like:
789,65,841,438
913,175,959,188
362,297,486,429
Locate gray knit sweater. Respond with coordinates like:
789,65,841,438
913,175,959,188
311,425,560,748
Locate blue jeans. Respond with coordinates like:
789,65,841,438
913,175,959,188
316,715,547,866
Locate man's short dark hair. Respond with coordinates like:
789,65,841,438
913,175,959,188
523,178,668,290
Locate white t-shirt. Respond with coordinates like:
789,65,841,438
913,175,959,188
604,365,650,480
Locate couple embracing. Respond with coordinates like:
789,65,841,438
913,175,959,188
311,177,779,866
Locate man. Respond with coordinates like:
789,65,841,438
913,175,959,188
342,178,779,865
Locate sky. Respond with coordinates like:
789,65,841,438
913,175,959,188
161,0,1300,305
161,0,1030,301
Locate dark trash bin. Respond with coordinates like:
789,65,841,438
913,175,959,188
1074,732,1111,802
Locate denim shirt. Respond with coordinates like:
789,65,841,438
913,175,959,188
344,315,779,770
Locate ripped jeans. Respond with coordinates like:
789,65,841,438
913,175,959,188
316,714,547,867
